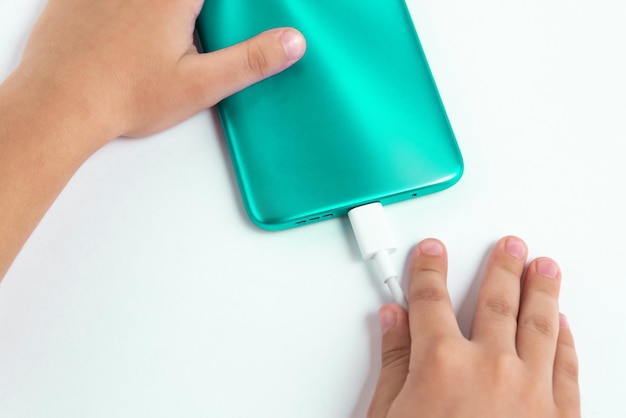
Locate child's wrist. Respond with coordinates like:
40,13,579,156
6,66,122,153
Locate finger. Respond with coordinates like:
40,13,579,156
516,258,561,370
470,236,527,352
367,304,411,418
553,314,580,413
182,28,306,107
407,239,462,346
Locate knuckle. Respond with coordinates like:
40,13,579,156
484,296,516,319
492,352,519,379
494,258,523,277
421,337,466,376
409,286,448,304
556,359,579,382
410,260,444,276
244,42,270,80
558,332,577,350
521,314,556,339
428,336,461,362
526,277,559,297
380,345,410,369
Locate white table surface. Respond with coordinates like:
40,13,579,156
1,1,624,417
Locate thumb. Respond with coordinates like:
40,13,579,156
367,304,411,418
184,27,306,107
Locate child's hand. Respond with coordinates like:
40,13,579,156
368,236,580,418
17,0,305,143
0,0,305,279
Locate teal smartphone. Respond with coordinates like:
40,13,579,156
196,0,463,230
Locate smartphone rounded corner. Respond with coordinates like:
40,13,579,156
450,157,465,187
244,207,282,232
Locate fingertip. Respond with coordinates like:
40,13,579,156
503,235,527,260
379,304,407,333
379,307,398,333
280,28,306,62
416,238,445,257
534,257,560,280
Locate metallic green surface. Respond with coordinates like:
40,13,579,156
196,1,463,230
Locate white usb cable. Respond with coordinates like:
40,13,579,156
348,202,408,309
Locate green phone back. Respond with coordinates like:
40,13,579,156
196,0,463,230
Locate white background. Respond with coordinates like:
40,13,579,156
1,0,625,417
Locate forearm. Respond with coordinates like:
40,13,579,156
0,70,114,280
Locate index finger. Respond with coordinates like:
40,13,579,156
408,239,462,349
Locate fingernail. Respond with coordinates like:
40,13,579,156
419,239,444,256
505,237,526,260
536,258,559,279
559,313,569,329
379,309,397,333
281,29,306,61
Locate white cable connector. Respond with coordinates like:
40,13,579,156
348,202,408,309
